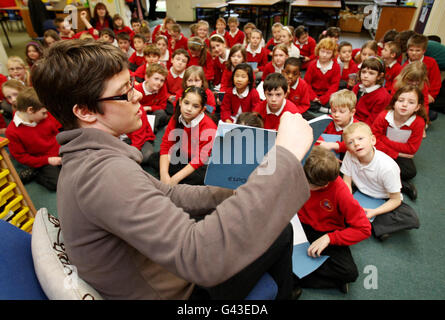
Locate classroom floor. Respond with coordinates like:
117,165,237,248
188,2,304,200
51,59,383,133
1,23,445,300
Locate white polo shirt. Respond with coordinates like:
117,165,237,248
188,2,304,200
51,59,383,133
341,148,402,199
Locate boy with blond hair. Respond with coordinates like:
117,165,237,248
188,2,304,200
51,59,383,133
297,146,371,293
340,122,420,240
318,89,358,156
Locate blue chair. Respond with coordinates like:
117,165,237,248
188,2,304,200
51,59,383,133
0,220,48,300
245,272,278,300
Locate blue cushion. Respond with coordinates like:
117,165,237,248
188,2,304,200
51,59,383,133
0,221,47,300
245,272,277,300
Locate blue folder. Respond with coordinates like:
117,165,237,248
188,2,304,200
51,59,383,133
320,133,342,159
353,191,386,222
247,62,258,70
292,242,329,279
204,115,333,189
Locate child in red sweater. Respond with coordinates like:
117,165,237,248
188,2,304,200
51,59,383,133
135,63,169,132
225,16,245,48
294,25,316,69
337,41,359,90
169,24,189,54
1,79,25,128
172,66,216,114
352,57,391,126
209,34,230,90
211,17,229,39
133,44,161,83
265,22,283,59
304,38,341,114
371,86,427,201
246,29,269,80
404,34,442,103
155,35,171,69
220,63,261,123
220,44,247,93
166,49,190,104
261,44,289,81
296,146,371,293
187,37,214,85
151,16,175,43
128,34,147,72
282,57,311,118
149,86,217,186
112,14,134,38
5,87,61,190
381,41,403,92
253,73,299,130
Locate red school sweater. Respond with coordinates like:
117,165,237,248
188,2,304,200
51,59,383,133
403,56,442,98
114,26,135,38
371,110,425,159
129,51,145,69
220,88,261,122
390,82,430,117
352,84,392,127
339,59,359,83
132,63,147,81
296,36,316,69
220,67,233,93
246,46,269,72
169,34,188,53
187,50,215,82
304,60,341,105
126,106,156,150
166,69,184,96
5,116,60,168
212,53,228,86
261,62,283,81
384,61,403,92
224,29,245,48
253,99,299,131
287,78,311,114
135,82,168,111
160,114,217,169
298,176,371,246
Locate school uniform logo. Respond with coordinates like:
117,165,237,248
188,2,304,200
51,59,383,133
320,199,333,212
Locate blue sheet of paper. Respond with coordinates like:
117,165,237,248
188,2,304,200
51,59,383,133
353,191,386,222
292,242,329,279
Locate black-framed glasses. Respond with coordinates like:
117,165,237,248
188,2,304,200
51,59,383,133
96,77,135,102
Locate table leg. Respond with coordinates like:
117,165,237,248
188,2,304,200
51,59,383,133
0,20,12,48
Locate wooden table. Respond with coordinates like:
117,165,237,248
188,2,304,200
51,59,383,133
288,0,342,31
227,0,284,39
193,2,228,25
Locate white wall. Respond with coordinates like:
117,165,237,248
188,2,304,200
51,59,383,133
423,0,445,42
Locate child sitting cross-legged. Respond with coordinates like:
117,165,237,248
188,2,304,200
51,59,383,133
5,87,61,190
296,146,371,294
340,122,420,241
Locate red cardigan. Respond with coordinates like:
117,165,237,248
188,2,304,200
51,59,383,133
287,78,311,114
212,54,228,86
166,70,183,96
169,34,188,53
403,56,442,98
384,61,403,92
295,36,316,69
220,88,261,122
261,62,282,81
246,47,269,71
352,84,392,126
132,63,147,81
129,51,145,69
127,106,156,150
298,176,371,246
135,82,168,111
160,114,217,169
371,110,425,159
304,59,341,105
340,59,359,83
224,29,245,48
220,67,233,93
253,99,299,130
5,116,60,168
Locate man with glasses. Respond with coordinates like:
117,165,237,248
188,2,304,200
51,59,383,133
32,40,314,300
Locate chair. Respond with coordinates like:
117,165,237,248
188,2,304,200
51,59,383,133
0,220,48,300
5,10,24,32
31,208,277,300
